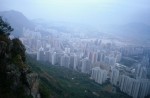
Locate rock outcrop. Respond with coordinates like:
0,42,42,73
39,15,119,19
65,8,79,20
0,16,40,98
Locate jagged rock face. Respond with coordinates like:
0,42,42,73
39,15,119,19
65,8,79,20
7,64,21,91
0,39,40,98
27,73,40,98
0,17,40,98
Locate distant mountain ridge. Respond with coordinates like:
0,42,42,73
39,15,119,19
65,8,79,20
0,10,150,41
0,10,35,36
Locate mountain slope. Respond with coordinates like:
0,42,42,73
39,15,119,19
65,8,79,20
0,16,39,98
0,10,35,36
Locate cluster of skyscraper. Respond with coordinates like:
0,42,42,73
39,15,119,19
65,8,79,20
91,56,150,98
20,28,150,98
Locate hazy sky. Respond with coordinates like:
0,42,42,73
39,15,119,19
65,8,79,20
0,0,150,26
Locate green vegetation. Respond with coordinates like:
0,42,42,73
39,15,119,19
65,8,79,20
26,55,131,98
0,16,32,98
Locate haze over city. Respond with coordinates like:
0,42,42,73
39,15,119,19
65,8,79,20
1,0,150,25
0,0,150,98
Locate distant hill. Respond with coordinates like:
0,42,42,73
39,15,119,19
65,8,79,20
0,10,35,36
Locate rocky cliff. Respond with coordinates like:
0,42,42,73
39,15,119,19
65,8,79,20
0,16,40,98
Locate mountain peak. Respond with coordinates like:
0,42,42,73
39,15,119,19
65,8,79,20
0,10,35,37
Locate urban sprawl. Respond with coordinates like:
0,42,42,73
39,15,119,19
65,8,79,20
19,28,150,98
